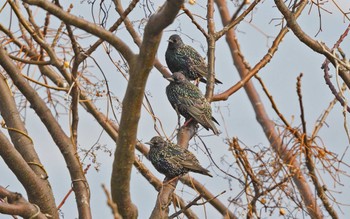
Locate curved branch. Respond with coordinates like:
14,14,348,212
114,1,172,79
0,128,56,218
0,186,47,219
214,0,261,40
212,0,315,102
212,25,288,101
274,0,350,89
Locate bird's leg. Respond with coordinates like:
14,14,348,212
183,118,193,127
163,176,180,186
177,113,181,129
175,107,181,128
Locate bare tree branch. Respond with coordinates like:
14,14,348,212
297,74,339,218
22,0,135,64
0,46,91,219
212,0,309,102
0,73,57,218
0,186,47,219
180,175,237,219
0,129,56,218
0,0,348,218
274,0,350,89
102,184,122,219
205,0,216,100
110,0,184,218
214,0,323,217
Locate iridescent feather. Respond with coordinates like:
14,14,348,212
146,136,212,178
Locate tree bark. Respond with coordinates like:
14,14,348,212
0,46,91,219
110,1,184,218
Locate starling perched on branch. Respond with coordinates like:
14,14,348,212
165,34,222,84
166,72,220,135
146,136,212,179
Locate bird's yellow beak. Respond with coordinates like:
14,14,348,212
166,76,174,82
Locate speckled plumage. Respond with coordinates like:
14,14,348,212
146,136,212,178
166,72,220,135
165,34,222,84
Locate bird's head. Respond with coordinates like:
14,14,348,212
166,72,187,84
145,136,165,148
167,34,183,49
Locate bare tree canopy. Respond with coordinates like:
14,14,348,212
0,0,350,218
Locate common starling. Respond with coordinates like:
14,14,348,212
165,34,222,84
166,72,220,135
146,136,212,178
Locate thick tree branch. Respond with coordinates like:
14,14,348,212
0,73,57,218
0,128,56,218
114,0,172,79
0,186,47,219
110,1,184,218
0,52,58,218
205,0,216,100
0,46,91,219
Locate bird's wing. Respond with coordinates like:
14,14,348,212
169,149,198,166
174,83,202,108
176,93,206,120
184,97,211,123
176,45,204,65
192,65,208,78
182,45,208,77
183,45,223,84
175,85,205,109
188,98,219,134
183,45,205,63
166,146,186,166
170,150,210,175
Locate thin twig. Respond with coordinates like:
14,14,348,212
102,184,122,219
